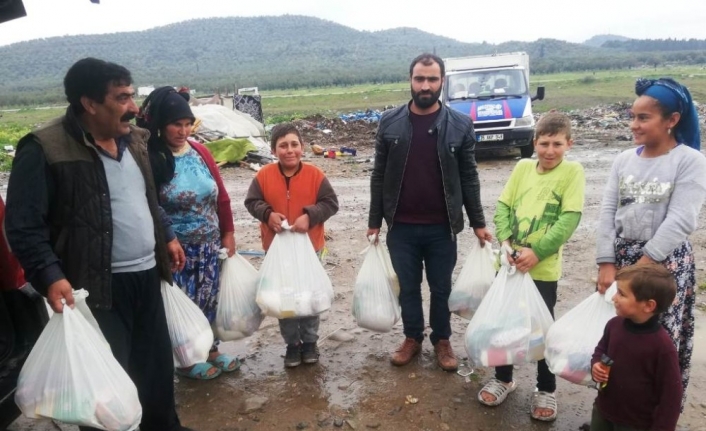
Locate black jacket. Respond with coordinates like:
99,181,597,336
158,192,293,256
368,101,486,234
5,109,174,310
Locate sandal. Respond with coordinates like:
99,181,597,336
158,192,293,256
530,390,558,421
175,362,222,380
477,378,517,406
208,353,241,373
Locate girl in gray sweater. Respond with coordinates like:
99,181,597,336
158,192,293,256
596,77,706,409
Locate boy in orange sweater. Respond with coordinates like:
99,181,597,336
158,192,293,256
244,123,339,367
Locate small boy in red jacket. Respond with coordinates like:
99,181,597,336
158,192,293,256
591,264,682,431
244,123,338,368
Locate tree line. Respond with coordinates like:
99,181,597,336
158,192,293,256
0,16,705,107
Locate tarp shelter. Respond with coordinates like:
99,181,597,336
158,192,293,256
204,138,258,164
191,104,265,139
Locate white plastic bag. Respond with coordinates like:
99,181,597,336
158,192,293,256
16,304,142,431
544,291,616,386
161,280,214,368
352,236,401,332
43,289,108,348
448,239,496,320
214,253,264,341
604,282,617,303
256,222,334,318
464,252,554,367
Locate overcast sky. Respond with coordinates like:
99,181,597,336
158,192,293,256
0,0,704,47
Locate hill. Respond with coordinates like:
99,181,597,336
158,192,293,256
0,15,704,106
583,34,631,47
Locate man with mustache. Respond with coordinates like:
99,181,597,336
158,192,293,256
5,58,193,431
367,53,491,371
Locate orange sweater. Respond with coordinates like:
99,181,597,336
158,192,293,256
244,162,338,252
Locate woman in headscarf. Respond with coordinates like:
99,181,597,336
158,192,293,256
595,77,706,408
138,86,238,380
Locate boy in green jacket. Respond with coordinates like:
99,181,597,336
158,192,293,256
477,112,585,422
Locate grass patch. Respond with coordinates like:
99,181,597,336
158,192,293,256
0,107,65,127
0,123,32,170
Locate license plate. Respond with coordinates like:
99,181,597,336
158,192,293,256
478,134,504,142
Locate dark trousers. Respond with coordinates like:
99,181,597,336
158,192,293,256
279,316,320,345
79,267,182,431
590,403,645,431
495,279,557,393
386,223,457,345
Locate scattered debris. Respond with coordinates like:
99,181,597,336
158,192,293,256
339,110,383,123
405,395,419,405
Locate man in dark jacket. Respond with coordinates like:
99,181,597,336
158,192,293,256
367,53,491,371
5,58,194,431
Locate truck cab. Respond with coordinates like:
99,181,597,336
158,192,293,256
442,52,545,158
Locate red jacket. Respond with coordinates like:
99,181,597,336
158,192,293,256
244,162,338,251
0,196,26,290
189,140,235,235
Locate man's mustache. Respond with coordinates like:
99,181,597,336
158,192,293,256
121,112,136,122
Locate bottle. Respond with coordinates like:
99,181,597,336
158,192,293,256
596,354,614,390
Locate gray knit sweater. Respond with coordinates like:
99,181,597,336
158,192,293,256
596,144,706,263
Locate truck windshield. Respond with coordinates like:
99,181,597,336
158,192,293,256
446,69,528,100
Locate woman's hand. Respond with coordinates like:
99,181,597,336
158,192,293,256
166,238,186,272
221,232,236,257
597,263,617,294
268,212,286,233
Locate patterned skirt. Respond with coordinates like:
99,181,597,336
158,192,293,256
614,237,695,409
173,240,222,348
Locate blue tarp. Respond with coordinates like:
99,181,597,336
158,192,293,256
338,110,382,123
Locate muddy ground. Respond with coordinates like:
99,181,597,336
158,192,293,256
9,108,706,431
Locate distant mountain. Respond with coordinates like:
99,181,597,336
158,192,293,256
0,16,703,106
583,34,631,47
601,37,706,52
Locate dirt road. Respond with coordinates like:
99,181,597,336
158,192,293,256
174,136,706,431
9,133,706,431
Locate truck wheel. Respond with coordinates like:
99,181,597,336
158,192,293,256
520,144,534,158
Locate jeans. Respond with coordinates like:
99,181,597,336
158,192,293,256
495,279,557,392
79,267,182,431
386,223,457,345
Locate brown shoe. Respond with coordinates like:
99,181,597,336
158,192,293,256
390,338,422,366
434,339,458,371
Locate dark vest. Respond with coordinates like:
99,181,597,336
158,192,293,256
32,117,173,309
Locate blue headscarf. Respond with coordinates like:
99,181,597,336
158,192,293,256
635,78,701,150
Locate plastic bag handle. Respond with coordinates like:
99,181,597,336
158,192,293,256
499,243,516,275
359,234,378,255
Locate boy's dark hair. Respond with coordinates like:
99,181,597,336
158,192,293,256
269,122,303,150
64,57,133,115
535,111,572,140
409,53,445,78
615,264,676,314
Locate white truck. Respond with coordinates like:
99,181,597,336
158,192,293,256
442,52,545,158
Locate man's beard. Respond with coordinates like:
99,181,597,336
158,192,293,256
411,87,442,110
